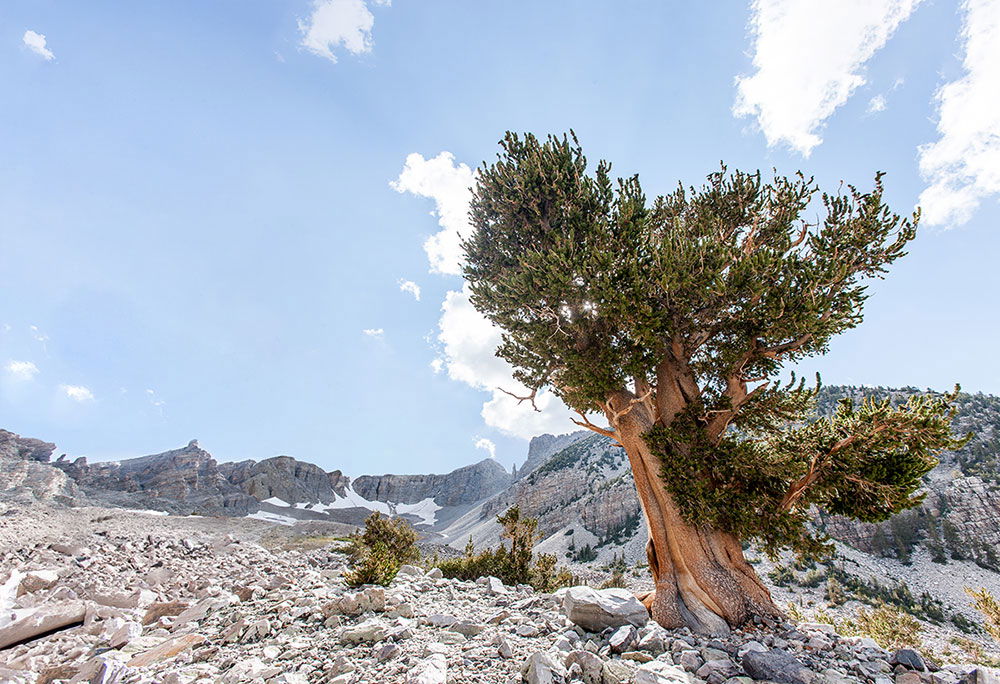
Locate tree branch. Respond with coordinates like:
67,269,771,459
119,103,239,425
605,389,654,427
498,386,540,412
571,411,624,448
777,425,887,512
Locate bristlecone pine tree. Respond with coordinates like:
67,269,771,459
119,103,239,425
462,132,969,635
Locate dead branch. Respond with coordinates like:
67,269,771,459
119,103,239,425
498,386,540,412
571,411,624,448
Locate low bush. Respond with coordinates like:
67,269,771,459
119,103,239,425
967,587,1000,642
344,512,419,587
768,565,794,587
842,604,922,650
435,506,574,592
600,568,627,589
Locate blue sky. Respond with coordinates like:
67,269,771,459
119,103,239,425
1,1,998,476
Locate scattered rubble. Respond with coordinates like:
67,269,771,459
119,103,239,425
0,503,998,683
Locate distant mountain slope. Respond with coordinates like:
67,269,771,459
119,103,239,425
3,384,998,568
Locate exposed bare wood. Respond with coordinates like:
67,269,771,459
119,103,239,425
570,411,623,447
497,386,540,412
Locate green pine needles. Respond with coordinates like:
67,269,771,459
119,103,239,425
464,131,970,567
645,388,969,559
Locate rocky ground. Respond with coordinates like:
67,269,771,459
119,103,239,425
1,505,998,684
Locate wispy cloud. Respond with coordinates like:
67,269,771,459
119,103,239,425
146,388,166,414
398,279,422,301
61,384,94,402
23,30,55,61
734,0,922,156
391,152,476,276
5,360,39,380
27,325,50,355
362,328,384,338
918,0,1000,228
867,94,887,113
298,0,390,64
474,437,496,459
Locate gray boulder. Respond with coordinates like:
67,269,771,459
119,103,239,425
563,650,603,684
558,586,648,633
741,648,811,684
892,649,927,671
522,651,567,684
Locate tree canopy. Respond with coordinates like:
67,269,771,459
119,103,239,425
463,131,968,558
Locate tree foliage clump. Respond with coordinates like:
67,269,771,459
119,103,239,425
344,512,420,587
435,506,574,592
647,388,968,558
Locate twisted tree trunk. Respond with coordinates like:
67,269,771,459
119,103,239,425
607,395,782,635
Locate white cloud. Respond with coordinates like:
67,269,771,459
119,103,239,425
5,360,38,380
23,30,54,61
391,152,476,276
362,328,384,338
918,0,1000,228
867,94,887,113
61,384,94,402
394,150,576,438
398,279,422,301
298,0,388,64
434,285,575,439
734,0,922,156
474,437,497,459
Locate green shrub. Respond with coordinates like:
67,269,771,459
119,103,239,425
800,568,826,588
842,604,922,650
825,576,847,606
951,613,978,634
967,587,1000,643
768,565,794,587
600,568,627,589
344,512,419,587
949,635,1000,668
434,506,573,592
572,543,598,563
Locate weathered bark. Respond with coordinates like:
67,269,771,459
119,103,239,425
606,393,782,636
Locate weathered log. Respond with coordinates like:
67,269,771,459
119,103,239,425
0,601,86,650
128,633,205,668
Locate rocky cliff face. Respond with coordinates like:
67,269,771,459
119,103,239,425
0,457,78,504
44,439,258,516
513,432,590,480
353,458,512,507
0,429,57,463
220,456,349,505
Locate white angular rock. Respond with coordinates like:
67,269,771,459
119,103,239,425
558,586,648,633
406,653,447,684
340,618,387,644
522,651,567,684
564,649,603,684
108,620,141,649
635,661,691,684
